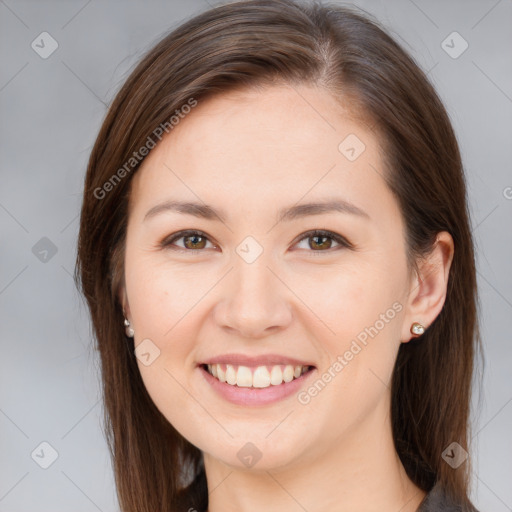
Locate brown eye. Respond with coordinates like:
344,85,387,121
161,230,215,251
161,229,351,254
183,233,207,249
309,234,334,250
294,230,350,252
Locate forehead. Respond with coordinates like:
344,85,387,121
149,84,369,171
128,84,394,225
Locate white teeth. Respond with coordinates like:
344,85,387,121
217,365,226,383
283,365,294,382
206,363,311,388
236,366,253,387
226,364,237,385
270,365,283,385
252,366,271,388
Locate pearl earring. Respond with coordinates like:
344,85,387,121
410,322,425,336
124,317,135,338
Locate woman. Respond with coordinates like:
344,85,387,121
74,1,482,510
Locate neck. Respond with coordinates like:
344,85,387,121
203,397,426,512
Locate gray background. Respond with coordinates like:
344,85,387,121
0,0,511,510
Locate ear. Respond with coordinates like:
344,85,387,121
118,285,130,321
401,231,454,343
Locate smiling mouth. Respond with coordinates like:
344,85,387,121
200,363,315,388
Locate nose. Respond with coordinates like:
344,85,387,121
214,256,293,338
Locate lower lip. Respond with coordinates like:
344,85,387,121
198,365,316,406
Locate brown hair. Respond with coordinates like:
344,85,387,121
74,1,482,510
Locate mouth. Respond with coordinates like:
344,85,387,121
199,363,315,389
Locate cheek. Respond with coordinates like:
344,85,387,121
295,259,399,343
126,255,202,340
127,263,203,431
125,257,201,394
303,264,403,415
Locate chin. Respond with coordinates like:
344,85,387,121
201,434,307,472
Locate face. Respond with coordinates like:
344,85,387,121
120,84,417,472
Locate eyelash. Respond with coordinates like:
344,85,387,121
159,229,352,254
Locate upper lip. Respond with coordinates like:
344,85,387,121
199,353,315,368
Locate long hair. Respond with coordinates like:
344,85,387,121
74,1,482,510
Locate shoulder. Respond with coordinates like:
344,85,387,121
417,482,481,512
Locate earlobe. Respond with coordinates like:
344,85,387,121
402,231,454,343
118,288,135,338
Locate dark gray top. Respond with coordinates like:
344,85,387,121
417,481,480,511
177,471,481,512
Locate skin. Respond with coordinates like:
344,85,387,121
119,83,454,512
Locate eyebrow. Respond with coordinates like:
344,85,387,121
143,198,370,224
